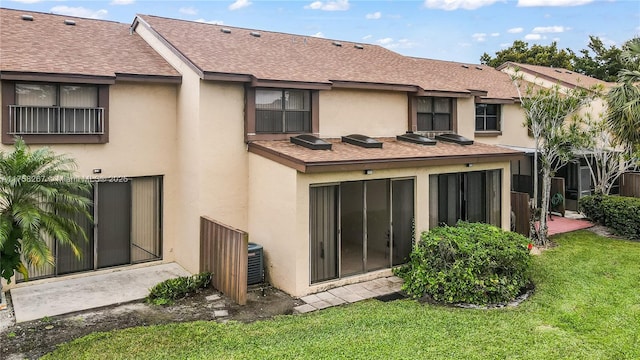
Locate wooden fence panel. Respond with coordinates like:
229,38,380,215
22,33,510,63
621,172,640,198
200,216,248,305
511,191,531,238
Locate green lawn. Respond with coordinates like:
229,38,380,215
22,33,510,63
43,231,640,360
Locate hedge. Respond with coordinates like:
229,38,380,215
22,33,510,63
394,222,532,305
579,194,640,240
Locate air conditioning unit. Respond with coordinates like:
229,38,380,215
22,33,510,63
247,242,264,285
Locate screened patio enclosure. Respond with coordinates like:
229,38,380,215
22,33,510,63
310,178,414,284
17,176,163,282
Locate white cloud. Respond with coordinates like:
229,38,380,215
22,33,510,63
491,32,500,37
507,27,524,33
517,0,592,7
195,18,224,25
311,32,325,38
524,33,543,40
50,6,108,19
424,0,501,11
110,0,134,5
305,0,350,11
459,42,472,47
362,34,373,40
500,42,512,47
532,25,568,33
366,11,382,19
229,0,252,11
9,0,47,3
472,33,487,42
376,37,417,49
179,7,198,15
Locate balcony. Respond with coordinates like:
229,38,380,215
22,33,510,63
8,105,104,135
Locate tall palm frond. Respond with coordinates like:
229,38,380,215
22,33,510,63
0,137,92,283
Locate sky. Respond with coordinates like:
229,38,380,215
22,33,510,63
3,0,639,64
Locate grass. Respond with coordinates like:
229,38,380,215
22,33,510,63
43,231,640,360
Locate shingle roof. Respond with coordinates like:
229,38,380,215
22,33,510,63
0,8,179,80
249,137,523,173
497,62,612,90
136,15,518,100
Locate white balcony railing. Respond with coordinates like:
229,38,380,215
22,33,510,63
8,105,104,135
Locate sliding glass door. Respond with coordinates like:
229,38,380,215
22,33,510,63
310,178,415,284
429,170,502,228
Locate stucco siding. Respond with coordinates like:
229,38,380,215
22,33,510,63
247,153,299,295
319,88,407,138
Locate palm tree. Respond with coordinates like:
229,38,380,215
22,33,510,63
606,37,640,150
0,138,92,286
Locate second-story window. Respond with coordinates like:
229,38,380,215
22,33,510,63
11,83,103,135
256,89,311,133
417,97,452,131
475,104,500,131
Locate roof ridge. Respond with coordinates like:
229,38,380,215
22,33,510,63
138,14,389,51
0,7,126,25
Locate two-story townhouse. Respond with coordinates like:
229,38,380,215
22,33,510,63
0,9,181,286
497,62,612,210
133,15,524,296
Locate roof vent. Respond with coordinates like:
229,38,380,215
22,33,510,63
250,31,261,37
554,69,562,73
354,44,364,49
475,66,483,70
461,64,469,69
64,20,76,26
435,133,474,146
332,41,343,47
397,132,437,146
565,71,572,74
21,15,34,21
290,134,332,150
342,134,382,148
221,28,232,34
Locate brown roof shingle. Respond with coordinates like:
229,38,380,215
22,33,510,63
137,15,518,100
249,137,523,173
498,62,612,90
0,8,179,80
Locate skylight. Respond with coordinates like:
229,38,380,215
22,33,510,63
290,134,332,150
341,134,382,148
397,132,437,146
435,133,473,146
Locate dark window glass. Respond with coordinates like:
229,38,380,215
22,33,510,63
475,104,500,131
256,89,311,134
417,97,452,131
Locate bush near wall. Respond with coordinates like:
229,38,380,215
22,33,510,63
147,272,212,305
394,222,532,305
580,195,640,240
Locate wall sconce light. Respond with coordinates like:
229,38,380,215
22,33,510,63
93,168,102,174
364,169,373,175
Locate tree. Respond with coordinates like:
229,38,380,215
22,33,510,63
0,138,92,286
573,36,623,82
606,37,640,150
480,40,575,69
574,113,639,195
511,74,592,245
481,36,630,82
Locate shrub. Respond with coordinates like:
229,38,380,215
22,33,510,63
579,194,605,223
394,222,532,305
147,272,212,305
581,194,640,240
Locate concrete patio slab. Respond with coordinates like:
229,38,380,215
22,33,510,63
299,276,405,313
10,263,190,323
